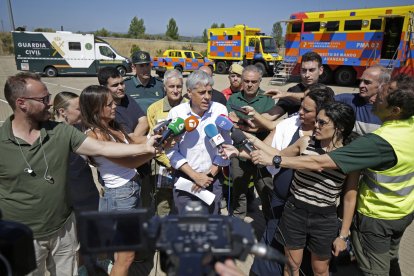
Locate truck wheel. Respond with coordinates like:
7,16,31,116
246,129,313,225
319,65,333,84
254,62,267,77
334,67,357,86
215,61,227,74
117,66,127,77
174,65,183,73
45,66,58,77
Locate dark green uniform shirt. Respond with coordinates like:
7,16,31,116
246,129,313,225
124,76,165,114
227,88,275,140
328,133,396,173
0,116,87,238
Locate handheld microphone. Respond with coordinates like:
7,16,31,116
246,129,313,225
204,124,225,150
153,118,172,134
230,128,255,153
215,115,234,132
156,117,185,146
184,115,199,132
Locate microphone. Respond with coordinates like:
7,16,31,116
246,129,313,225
153,118,172,134
215,115,234,132
204,124,225,150
156,117,185,146
184,115,199,132
230,128,255,153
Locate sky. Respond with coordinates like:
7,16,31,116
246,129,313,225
1,0,413,36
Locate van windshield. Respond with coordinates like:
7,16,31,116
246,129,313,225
261,38,278,53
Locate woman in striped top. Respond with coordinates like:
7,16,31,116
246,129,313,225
272,102,359,276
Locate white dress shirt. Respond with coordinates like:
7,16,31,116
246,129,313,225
267,114,301,175
166,101,231,173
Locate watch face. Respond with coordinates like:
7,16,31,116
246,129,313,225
273,155,282,167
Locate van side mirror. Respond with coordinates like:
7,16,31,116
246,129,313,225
111,52,116,59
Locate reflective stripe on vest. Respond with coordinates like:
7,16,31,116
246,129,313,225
362,171,414,196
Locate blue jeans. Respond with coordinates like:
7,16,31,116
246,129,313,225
98,179,141,212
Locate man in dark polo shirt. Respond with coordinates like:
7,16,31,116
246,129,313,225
98,66,148,136
226,65,275,219
265,51,324,121
124,51,165,114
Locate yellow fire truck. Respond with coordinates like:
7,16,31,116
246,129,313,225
207,25,283,76
279,5,414,86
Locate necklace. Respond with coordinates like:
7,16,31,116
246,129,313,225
15,133,54,184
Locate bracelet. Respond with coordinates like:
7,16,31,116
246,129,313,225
338,235,349,242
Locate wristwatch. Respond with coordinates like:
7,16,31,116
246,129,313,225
272,155,282,168
338,235,349,242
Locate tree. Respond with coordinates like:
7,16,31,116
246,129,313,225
271,22,284,48
220,23,225,28
211,23,219,28
128,16,145,38
165,18,179,40
95,28,109,37
34,27,55,32
202,29,208,43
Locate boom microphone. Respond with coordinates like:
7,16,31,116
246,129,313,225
204,124,225,150
156,117,185,146
215,115,234,132
184,115,199,132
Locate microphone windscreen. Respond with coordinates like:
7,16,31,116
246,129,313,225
184,115,199,131
230,128,247,145
168,117,185,135
215,115,234,131
204,124,219,139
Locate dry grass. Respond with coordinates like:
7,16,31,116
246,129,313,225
104,37,207,57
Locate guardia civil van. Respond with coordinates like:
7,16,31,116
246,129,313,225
12,31,131,77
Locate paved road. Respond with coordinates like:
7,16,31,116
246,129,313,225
1,55,413,275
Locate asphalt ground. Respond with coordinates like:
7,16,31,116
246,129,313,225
0,55,413,275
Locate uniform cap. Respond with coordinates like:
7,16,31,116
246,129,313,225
229,64,243,75
131,51,151,64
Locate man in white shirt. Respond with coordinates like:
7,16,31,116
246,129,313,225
167,70,231,214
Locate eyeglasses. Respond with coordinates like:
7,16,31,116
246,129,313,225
315,118,331,127
21,93,51,104
243,79,260,84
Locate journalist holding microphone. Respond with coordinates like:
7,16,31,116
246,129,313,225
166,70,231,215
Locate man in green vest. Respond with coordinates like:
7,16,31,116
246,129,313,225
250,75,414,276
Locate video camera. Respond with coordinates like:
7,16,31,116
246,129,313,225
77,201,285,276
0,211,36,276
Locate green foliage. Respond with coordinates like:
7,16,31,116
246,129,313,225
128,16,146,38
33,27,55,32
0,32,14,54
155,49,164,56
130,44,141,55
95,28,110,37
202,29,208,43
210,23,225,29
200,49,208,57
182,44,194,51
271,22,284,48
165,18,179,40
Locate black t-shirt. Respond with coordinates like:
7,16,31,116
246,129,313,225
276,82,306,116
212,89,227,106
